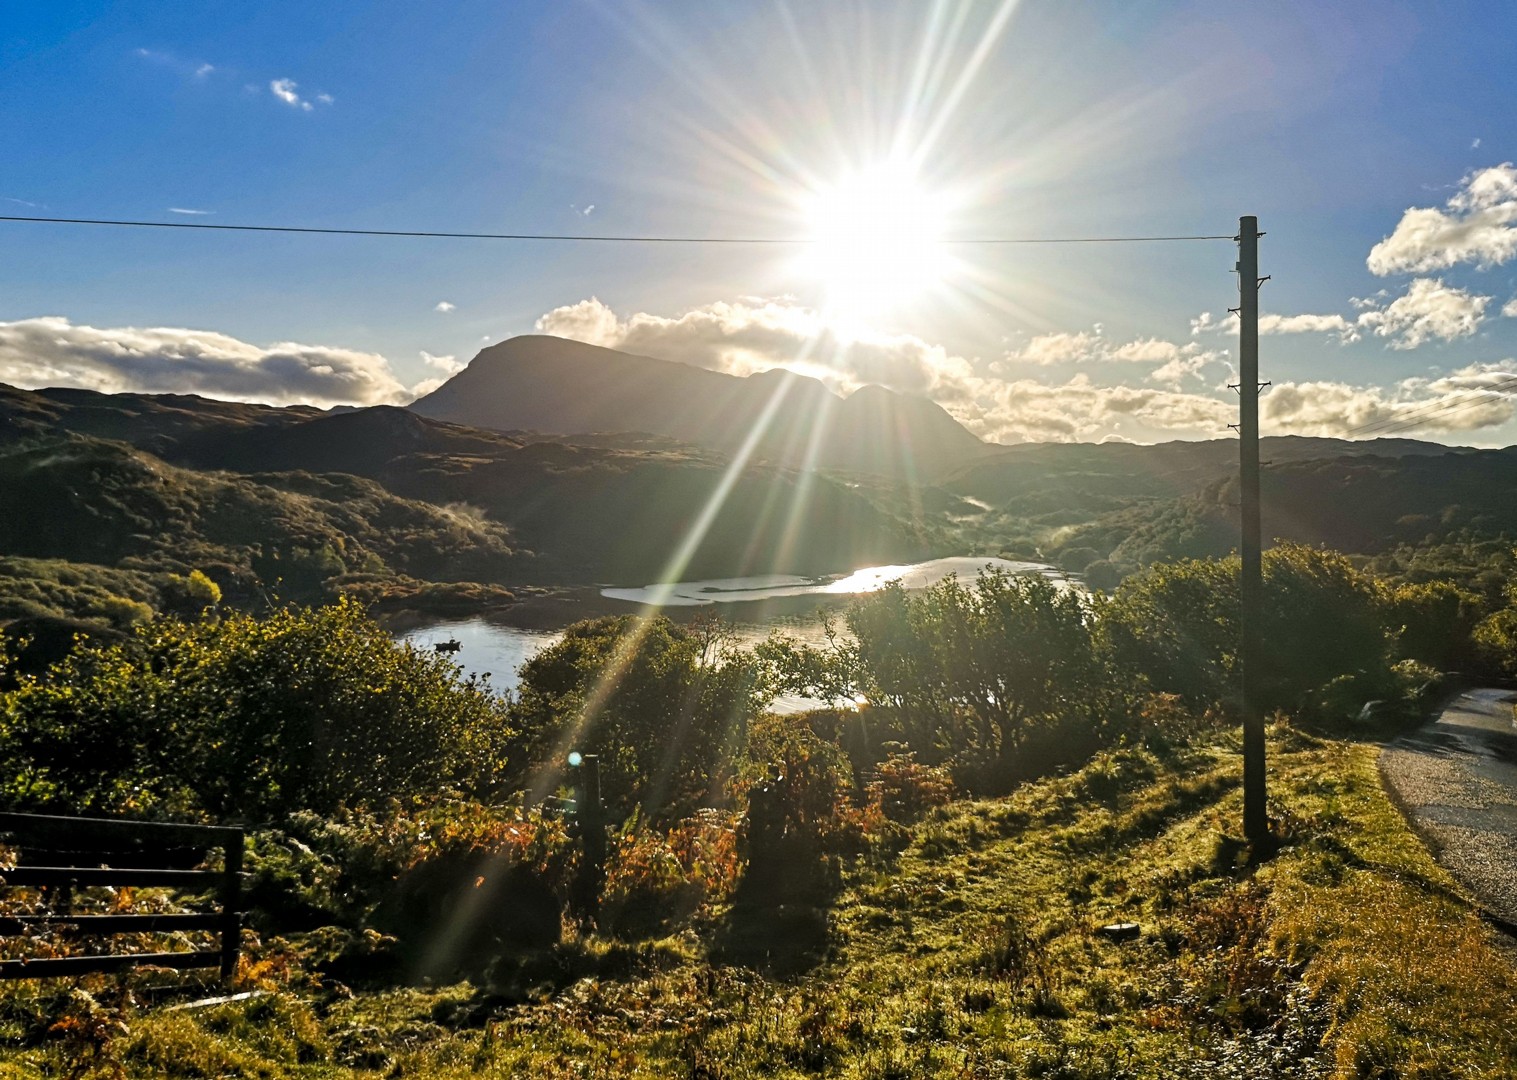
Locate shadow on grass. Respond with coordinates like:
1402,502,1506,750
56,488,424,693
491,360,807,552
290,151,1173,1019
710,856,842,978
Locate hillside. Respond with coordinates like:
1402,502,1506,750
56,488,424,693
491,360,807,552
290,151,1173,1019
0,386,944,626
0,434,526,616
409,334,988,479
3,376,1514,626
9,729,1513,1078
1041,447,1517,571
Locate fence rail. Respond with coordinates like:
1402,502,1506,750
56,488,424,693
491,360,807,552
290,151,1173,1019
0,812,244,980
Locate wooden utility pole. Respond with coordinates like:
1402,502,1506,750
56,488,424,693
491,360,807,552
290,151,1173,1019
1237,215,1267,842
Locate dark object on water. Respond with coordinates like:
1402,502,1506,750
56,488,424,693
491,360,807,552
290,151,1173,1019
433,638,462,654
1096,922,1140,942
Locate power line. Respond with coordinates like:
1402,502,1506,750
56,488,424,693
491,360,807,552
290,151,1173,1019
0,214,1236,246
1335,374,1517,440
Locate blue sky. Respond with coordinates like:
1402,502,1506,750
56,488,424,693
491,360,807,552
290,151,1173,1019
4,0,1517,445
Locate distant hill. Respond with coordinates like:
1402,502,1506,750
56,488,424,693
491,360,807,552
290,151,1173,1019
0,433,526,613
0,382,322,452
0,385,942,606
941,435,1474,510
1039,445,1517,570
408,335,988,479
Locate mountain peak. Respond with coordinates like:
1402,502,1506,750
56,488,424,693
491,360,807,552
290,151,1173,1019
412,335,985,477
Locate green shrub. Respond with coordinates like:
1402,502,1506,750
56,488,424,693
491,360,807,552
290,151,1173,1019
1104,543,1396,717
0,598,515,819
507,615,768,824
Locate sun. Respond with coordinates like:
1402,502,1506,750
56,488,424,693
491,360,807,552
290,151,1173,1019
800,161,954,323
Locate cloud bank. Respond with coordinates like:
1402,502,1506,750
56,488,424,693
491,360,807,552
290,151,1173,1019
0,316,410,407
536,296,975,398
537,296,1516,444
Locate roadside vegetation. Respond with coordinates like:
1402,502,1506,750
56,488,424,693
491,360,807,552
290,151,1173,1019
0,544,1515,1076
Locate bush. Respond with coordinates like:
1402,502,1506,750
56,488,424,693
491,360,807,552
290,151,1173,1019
600,811,740,939
1104,543,1396,718
866,751,955,823
507,615,769,824
0,598,516,819
737,713,855,903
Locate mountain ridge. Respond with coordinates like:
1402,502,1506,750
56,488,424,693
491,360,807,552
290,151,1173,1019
408,334,988,479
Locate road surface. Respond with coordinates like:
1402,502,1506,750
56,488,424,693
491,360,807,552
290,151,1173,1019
1380,687,1517,927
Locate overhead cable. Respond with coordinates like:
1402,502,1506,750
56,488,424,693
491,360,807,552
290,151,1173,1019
1335,374,1517,440
0,214,1235,246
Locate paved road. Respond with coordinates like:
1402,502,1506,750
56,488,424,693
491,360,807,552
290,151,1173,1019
1380,688,1517,926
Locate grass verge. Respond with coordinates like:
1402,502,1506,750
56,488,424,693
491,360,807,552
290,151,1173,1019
5,724,1515,1078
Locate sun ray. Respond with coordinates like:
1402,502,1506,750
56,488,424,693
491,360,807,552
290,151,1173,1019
909,0,1025,168
525,368,811,803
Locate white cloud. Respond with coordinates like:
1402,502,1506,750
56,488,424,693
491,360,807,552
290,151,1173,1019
1354,277,1489,349
1261,313,1357,337
535,296,974,398
1109,338,1187,363
1368,163,1517,275
948,373,1233,443
269,78,329,112
134,48,216,81
1149,354,1211,388
1009,330,1104,366
1262,372,1517,437
434,301,456,313
420,350,462,373
1193,286,1485,350
167,207,212,216
0,316,408,407
1003,329,1224,375
1192,309,1359,341
1503,296,1517,318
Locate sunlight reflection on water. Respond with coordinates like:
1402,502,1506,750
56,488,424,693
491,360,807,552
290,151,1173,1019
601,556,1064,606
401,556,1069,714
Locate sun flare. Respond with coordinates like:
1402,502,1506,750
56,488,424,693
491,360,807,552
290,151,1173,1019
801,162,954,322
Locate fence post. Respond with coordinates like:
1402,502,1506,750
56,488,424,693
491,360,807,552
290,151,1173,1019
219,830,243,981
570,754,606,924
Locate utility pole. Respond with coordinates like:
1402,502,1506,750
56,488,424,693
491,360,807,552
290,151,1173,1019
1237,215,1267,843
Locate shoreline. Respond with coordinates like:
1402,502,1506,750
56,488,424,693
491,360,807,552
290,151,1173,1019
379,584,860,634
376,556,1073,635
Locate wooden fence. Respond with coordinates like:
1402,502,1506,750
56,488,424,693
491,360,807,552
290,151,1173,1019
0,812,244,980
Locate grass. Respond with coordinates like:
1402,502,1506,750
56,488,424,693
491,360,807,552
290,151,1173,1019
5,724,1515,1078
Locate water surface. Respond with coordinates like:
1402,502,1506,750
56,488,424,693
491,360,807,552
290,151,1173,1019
400,555,1067,713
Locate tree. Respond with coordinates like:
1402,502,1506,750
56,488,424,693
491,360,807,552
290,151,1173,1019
508,615,769,823
0,598,513,819
1387,580,1484,672
1104,543,1395,717
765,569,1111,787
